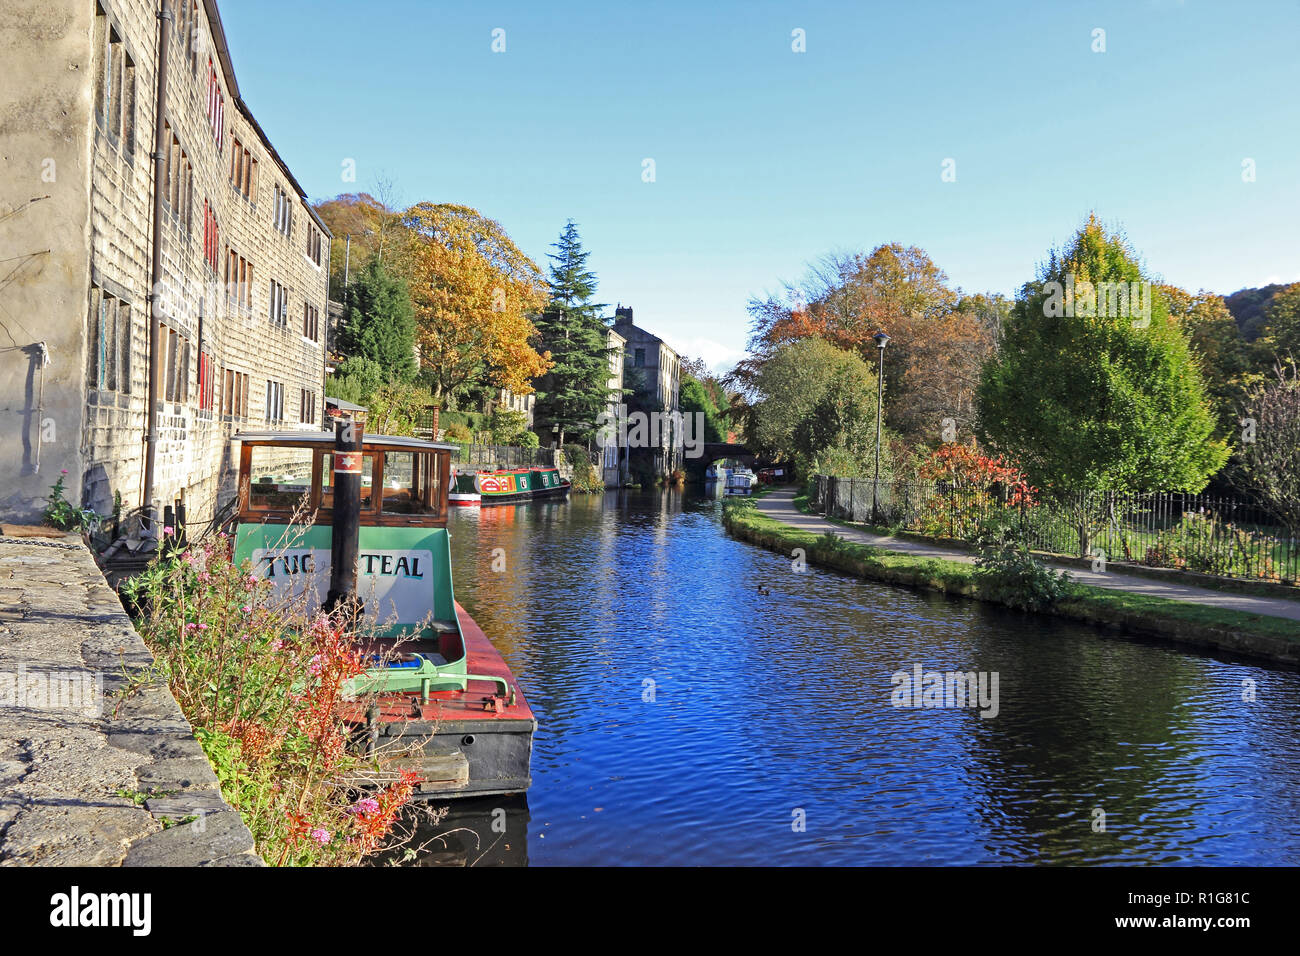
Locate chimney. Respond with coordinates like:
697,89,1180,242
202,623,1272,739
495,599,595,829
614,305,633,326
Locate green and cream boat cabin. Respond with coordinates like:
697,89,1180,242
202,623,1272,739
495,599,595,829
231,429,535,798
451,465,571,506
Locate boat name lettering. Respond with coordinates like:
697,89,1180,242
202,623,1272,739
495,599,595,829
262,553,314,578
259,551,424,579
361,553,424,578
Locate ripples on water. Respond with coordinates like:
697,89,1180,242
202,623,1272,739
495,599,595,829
414,489,1300,866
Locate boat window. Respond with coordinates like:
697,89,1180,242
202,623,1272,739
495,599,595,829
318,451,375,511
247,445,314,512
380,451,441,516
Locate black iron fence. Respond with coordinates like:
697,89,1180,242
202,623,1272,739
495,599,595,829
448,443,555,470
810,476,1300,584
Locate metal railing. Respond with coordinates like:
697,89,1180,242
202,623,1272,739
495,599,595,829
447,443,555,470
810,476,1300,584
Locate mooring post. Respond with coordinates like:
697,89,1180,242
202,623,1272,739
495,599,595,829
324,414,364,620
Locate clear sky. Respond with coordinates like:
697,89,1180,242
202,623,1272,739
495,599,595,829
220,0,1300,372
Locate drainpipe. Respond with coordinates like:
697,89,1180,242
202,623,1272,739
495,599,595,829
142,0,172,533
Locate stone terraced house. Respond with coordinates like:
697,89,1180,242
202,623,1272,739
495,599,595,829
0,0,330,531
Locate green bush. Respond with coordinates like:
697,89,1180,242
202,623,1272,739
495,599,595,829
42,472,100,533
487,408,529,445
563,444,603,494
443,422,473,443
972,527,1070,612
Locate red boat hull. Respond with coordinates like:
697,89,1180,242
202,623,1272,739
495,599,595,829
342,602,535,798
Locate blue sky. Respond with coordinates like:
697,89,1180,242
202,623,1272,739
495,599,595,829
221,0,1300,371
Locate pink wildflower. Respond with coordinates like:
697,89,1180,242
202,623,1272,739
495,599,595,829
310,828,330,845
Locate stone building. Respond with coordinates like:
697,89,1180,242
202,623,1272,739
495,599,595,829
0,0,330,531
600,325,627,487
494,388,535,430
611,305,682,477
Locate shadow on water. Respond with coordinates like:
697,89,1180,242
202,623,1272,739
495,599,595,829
369,796,530,867
397,487,1300,866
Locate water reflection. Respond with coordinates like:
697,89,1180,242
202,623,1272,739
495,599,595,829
375,797,529,867
408,489,1300,866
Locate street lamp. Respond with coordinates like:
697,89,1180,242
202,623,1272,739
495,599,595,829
871,330,889,524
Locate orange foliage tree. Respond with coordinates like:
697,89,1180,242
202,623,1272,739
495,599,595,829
914,441,1035,538
731,245,1001,445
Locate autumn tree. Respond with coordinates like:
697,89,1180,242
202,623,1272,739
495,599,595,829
402,202,550,403
751,338,887,476
977,216,1228,494
732,244,991,444
1159,284,1265,437
1264,282,1300,359
532,221,613,445
1234,359,1300,535
313,185,410,300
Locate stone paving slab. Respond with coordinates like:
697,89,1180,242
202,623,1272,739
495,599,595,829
0,534,262,866
757,489,1300,625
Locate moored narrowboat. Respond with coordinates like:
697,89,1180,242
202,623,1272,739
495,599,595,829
230,426,535,798
452,465,571,506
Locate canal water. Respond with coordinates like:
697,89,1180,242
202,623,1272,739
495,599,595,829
409,489,1300,866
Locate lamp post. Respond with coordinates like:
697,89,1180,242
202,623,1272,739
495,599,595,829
871,330,889,524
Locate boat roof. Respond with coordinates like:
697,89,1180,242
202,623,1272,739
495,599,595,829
234,430,459,452
325,396,367,412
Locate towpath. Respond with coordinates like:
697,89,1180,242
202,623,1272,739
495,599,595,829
756,488,1300,625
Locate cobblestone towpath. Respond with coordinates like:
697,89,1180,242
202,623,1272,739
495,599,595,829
0,531,261,866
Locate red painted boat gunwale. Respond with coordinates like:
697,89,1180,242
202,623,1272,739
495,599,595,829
340,601,534,725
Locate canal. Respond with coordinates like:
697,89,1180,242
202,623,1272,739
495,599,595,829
407,488,1300,866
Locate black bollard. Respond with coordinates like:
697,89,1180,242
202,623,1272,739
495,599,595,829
324,415,364,621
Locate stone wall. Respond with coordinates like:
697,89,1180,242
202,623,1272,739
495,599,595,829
0,533,261,865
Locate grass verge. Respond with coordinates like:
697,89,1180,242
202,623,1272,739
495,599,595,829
791,494,1300,604
724,497,1300,665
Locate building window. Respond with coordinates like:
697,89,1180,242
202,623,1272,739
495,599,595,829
224,248,252,312
198,350,217,411
206,57,224,150
265,380,285,424
158,326,190,404
299,389,316,425
302,301,319,342
306,224,323,266
229,137,257,201
176,0,200,75
269,279,288,328
634,348,645,367
202,200,220,272
93,5,136,156
162,124,194,233
222,369,249,418
87,286,131,394
273,184,293,237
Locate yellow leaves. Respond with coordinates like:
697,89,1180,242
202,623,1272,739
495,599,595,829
401,203,552,397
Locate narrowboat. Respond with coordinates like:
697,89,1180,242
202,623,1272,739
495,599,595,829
451,465,571,506
726,467,758,496
231,427,535,798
